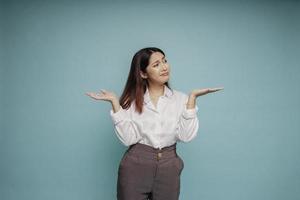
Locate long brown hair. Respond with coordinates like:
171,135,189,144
119,47,172,114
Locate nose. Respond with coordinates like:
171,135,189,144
161,63,168,70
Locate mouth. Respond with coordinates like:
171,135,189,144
161,72,169,76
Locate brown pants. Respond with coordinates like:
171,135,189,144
117,143,184,200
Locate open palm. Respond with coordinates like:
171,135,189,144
85,89,117,102
191,87,224,98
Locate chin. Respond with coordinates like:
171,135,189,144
162,79,169,84
163,77,170,82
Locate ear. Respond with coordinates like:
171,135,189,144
140,71,148,79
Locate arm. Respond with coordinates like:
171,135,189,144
110,99,142,146
85,89,142,146
175,86,224,142
175,94,199,142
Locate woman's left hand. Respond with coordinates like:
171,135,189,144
189,87,224,99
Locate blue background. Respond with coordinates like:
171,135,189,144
1,0,299,199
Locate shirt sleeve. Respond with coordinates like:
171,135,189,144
175,94,199,142
110,107,142,146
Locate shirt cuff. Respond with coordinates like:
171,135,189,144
110,107,126,124
182,105,199,119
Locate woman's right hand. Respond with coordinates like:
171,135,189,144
85,89,118,103
86,89,121,113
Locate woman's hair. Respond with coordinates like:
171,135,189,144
119,47,172,114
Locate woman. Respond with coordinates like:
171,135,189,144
86,47,223,200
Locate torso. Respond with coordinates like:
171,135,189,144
150,96,160,109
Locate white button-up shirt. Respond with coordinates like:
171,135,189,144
109,85,199,149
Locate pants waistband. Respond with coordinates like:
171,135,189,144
126,143,178,160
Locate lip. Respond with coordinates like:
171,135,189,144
161,72,169,76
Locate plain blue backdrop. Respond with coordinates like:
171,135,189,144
1,0,299,199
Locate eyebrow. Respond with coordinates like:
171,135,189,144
151,55,165,66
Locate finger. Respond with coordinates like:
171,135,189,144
100,89,107,93
93,94,103,99
85,92,93,96
210,87,223,91
97,92,105,97
215,87,224,90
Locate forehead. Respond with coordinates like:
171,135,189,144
149,52,164,64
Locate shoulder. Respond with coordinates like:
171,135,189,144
172,89,188,97
170,88,189,102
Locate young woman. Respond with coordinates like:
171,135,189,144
86,47,223,200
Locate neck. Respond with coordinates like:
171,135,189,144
147,84,165,97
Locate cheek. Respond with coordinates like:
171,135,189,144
151,69,161,75
147,71,159,80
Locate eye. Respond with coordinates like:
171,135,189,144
164,59,167,63
154,63,159,67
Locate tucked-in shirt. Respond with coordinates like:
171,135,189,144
109,85,199,149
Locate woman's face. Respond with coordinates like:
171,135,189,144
141,52,170,85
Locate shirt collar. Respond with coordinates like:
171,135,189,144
143,85,174,104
